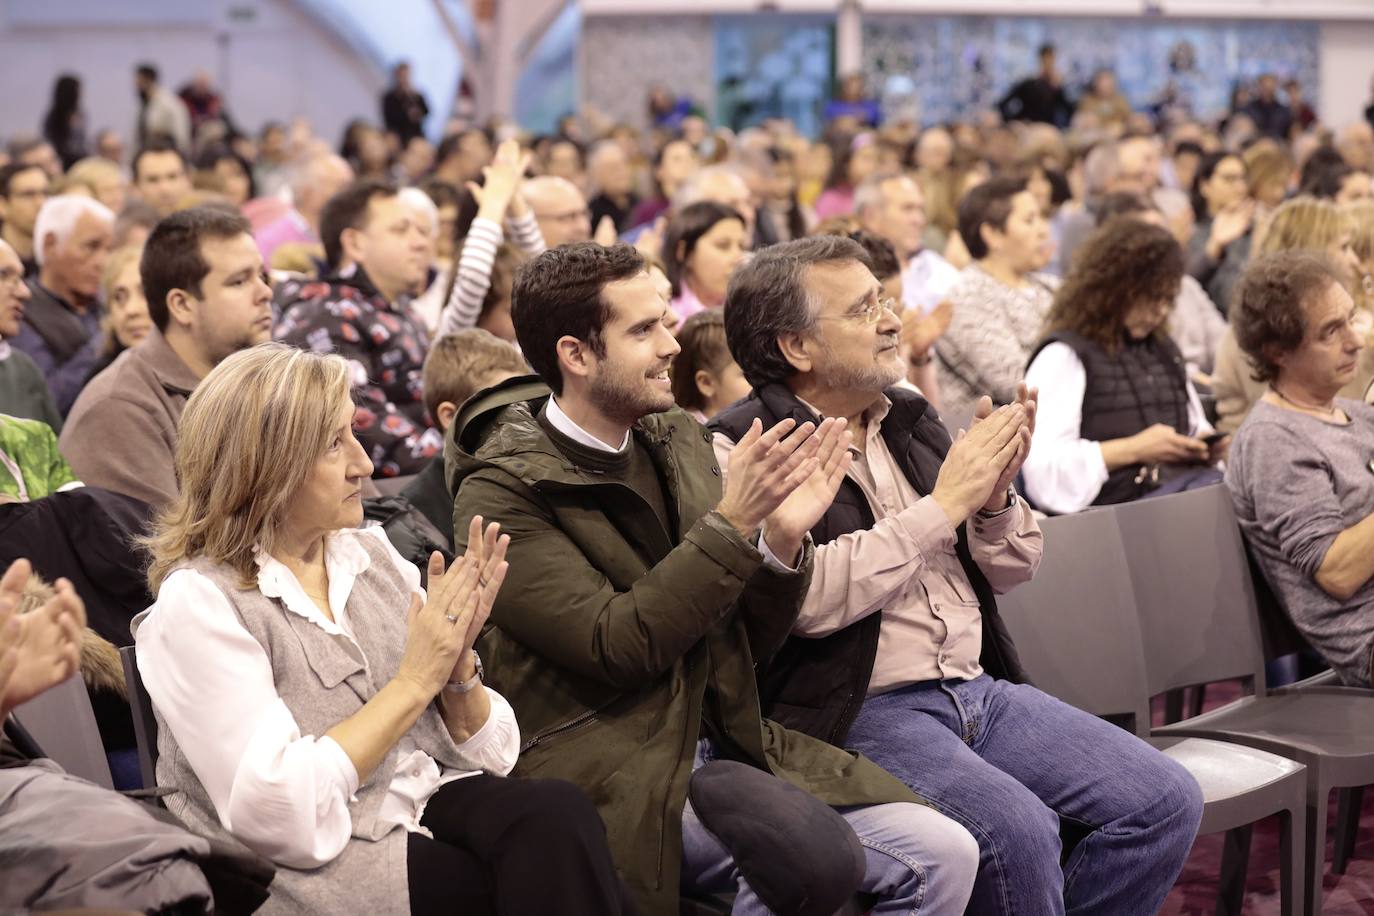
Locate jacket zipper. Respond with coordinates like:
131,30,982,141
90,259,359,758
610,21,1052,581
519,708,600,754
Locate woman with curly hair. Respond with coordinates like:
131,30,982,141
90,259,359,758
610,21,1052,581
1022,218,1221,514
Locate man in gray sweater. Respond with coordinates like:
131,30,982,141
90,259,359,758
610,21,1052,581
1226,250,1374,687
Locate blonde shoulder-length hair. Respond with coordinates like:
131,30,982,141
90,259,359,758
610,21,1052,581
145,343,352,592
1254,195,1354,258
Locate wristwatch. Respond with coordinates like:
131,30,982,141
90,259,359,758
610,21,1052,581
443,651,485,694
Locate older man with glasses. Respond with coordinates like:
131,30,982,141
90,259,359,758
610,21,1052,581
711,234,1204,916
522,175,592,248
0,240,58,431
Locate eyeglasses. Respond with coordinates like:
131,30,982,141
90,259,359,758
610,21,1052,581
0,268,24,289
816,297,900,326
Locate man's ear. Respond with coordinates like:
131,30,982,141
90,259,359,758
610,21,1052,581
555,334,595,383
339,225,365,269
435,400,459,432
776,331,814,375
1263,343,1289,372
40,231,59,263
164,288,195,330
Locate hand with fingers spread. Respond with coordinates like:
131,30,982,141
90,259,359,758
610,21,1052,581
634,216,666,262
761,417,854,562
0,558,87,718
468,139,533,224
901,300,954,357
396,516,509,701
1205,199,1255,261
932,403,1028,526
716,418,824,538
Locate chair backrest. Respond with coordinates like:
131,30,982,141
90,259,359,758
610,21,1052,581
372,473,418,497
119,645,159,789
1242,536,1317,663
10,674,114,788
1113,485,1267,697
995,505,1153,733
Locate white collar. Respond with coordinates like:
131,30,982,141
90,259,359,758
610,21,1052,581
254,529,371,637
546,395,630,453
0,341,10,360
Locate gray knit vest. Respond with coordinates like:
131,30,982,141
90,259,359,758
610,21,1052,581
133,535,472,916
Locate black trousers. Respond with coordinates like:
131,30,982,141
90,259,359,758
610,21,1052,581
407,774,637,916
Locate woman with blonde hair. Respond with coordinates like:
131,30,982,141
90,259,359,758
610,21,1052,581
84,245,152,381
133,344,633,916
63,156,128,214
1241,139,1293,210
1212,196,1363,431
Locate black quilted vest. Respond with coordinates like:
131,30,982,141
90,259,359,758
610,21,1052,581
1029,330,1192,506
709,383,1028,747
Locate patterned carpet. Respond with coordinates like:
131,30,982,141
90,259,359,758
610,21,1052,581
1157,683,1374,915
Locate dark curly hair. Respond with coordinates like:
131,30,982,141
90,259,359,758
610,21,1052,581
1232,251,1343,384
1042,218,1183,354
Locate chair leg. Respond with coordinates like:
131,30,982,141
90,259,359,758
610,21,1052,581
1306,782,1330,916
1332,785,1364,874
1216,824,1253,916
1279,800,1306,916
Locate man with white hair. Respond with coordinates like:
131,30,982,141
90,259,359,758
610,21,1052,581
254,152,354,268
12,195,113,413
523,175,592,248
672,164,759,243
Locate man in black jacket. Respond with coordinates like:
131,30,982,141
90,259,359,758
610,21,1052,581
711,236,1204,915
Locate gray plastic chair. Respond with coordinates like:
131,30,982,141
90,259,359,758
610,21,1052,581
10,673,114,789
119,645,159,789
372,473,418,497
997,505,1308,915
1113,484,1374,916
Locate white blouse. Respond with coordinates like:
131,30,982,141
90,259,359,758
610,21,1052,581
1022,342,1213,515
135,525,519,869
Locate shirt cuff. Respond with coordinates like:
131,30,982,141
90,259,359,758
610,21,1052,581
315,734,361,800
758,532,801,572
972,492,1024,542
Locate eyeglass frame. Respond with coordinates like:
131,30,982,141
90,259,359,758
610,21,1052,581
813,296,902,326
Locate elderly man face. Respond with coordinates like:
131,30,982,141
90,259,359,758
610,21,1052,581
1110,139,1155,195
589,144,633,198
0,241,32,338
298,155,355,224
40,205,114,304
525,176,591,247
860,176,926,261
693,170,756,238
1339,123,1374,172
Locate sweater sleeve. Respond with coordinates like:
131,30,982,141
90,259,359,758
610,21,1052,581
437,218,504,338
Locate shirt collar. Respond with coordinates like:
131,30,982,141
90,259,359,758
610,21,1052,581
0,341,9,360
546,395,631,453
254,529,372,636
797,393,892,451
140,328,203,395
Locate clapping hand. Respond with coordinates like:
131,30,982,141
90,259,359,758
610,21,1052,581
932,402,1028,526
761,418,853,562
717,418,825,538
0,558,86,719
969,383,1037,512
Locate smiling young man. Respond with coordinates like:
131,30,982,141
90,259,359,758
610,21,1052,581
275,179,442,479
60,207,272,507
448,241,980,915
711,234,1204,915
1228,251,1374,687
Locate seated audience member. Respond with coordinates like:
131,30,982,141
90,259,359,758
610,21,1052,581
0,413,79,501
275,179,443,478
1024,219,1222,514
0,558,84,721
113,198,160,250
0,240,59,430
1212,196,1364,433
61,208,272,507
663,200,747,321
193,145,254,209
86,243,151,382
133,343,632,914
449,242,979,914
522,175,591,248
1227,251,1374,687
0,162,49,277
1186,151,1254,313
13,195,114,413
669,309,750,423
627,137,699,231
855,173,961,314
132,139,193,218
587,140,639,233
433,139,544,338
671,164,764,250
405,329,528,548
1093,192,1226,376
711,235,1203,914
63,156,129,214
255,152,354,270
814,133,880,221
935,175,1058,425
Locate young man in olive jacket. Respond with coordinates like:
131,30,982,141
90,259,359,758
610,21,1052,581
711,236,1204,915
448,242,979,915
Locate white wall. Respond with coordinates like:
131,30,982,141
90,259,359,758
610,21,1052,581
0,0,383,151
1318,20,1374,130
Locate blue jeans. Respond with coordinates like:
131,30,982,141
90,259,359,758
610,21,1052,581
681,740,978,915
846,676,1204,916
